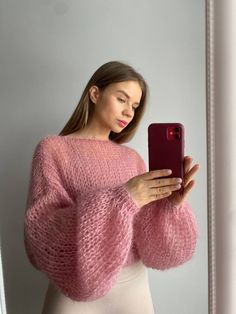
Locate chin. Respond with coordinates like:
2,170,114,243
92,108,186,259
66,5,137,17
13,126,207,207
113,126,124,133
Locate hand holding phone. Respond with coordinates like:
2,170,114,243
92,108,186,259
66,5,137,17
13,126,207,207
124,169,182,208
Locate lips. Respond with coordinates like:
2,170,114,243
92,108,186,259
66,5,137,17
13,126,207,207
117,120,128,127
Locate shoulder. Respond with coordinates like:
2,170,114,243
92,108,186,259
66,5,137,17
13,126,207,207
120,144,145,164
33,134,54,151
121,144,147,174
32,134,63,161
35,133,67,149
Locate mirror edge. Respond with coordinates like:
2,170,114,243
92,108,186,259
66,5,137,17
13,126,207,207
207,0,236,313
206,0,215,313
0,238,7,314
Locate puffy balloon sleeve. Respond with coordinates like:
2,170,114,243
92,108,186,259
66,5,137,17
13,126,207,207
24,138,142,301
133,153,199,270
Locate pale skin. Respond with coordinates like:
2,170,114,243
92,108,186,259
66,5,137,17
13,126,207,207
70,80,200,207
124,158,200,208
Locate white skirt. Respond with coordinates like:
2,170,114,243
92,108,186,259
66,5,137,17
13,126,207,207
41,260,155,314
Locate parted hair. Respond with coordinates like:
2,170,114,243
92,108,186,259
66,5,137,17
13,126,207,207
59,60,149,143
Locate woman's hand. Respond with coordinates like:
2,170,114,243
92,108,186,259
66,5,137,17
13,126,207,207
124,169,184,208
167,156,200,206
124,155,200,208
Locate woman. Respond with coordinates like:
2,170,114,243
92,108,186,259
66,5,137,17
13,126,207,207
24,60,200,314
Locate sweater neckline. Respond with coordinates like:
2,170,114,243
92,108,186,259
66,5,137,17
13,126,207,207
60,135,116,144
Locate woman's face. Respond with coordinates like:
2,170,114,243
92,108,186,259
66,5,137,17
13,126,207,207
89,80,142,133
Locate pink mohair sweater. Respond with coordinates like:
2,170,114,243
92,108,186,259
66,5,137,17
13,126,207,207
24,134,199,302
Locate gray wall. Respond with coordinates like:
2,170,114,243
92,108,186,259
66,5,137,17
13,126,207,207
0,0,207,313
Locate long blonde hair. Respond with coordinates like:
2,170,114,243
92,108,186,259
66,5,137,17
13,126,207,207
59,60,149,143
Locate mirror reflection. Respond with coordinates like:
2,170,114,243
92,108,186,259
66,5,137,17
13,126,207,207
0,1,207,313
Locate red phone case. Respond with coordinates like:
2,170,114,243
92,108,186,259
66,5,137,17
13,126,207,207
148,123,185,195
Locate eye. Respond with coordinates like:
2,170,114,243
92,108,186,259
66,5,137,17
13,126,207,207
118,97,126,103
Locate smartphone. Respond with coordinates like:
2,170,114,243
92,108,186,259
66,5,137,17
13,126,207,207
148,123,185,195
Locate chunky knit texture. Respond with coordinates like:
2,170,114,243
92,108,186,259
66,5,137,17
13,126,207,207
24,134,199,301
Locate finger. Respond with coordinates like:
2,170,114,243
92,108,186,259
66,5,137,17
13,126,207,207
147,169,172,181
151,191,172,202
150,183,181,196
184,156,192,174
158,191,172,200
148,177,181,189
184,164,200,186
182,180,195,197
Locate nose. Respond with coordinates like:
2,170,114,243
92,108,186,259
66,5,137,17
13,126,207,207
122,112,132,122
122,106,133,118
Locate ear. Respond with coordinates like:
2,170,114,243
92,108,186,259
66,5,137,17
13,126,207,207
89,85,100,104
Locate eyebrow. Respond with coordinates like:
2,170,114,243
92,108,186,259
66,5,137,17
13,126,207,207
115,89,140,106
